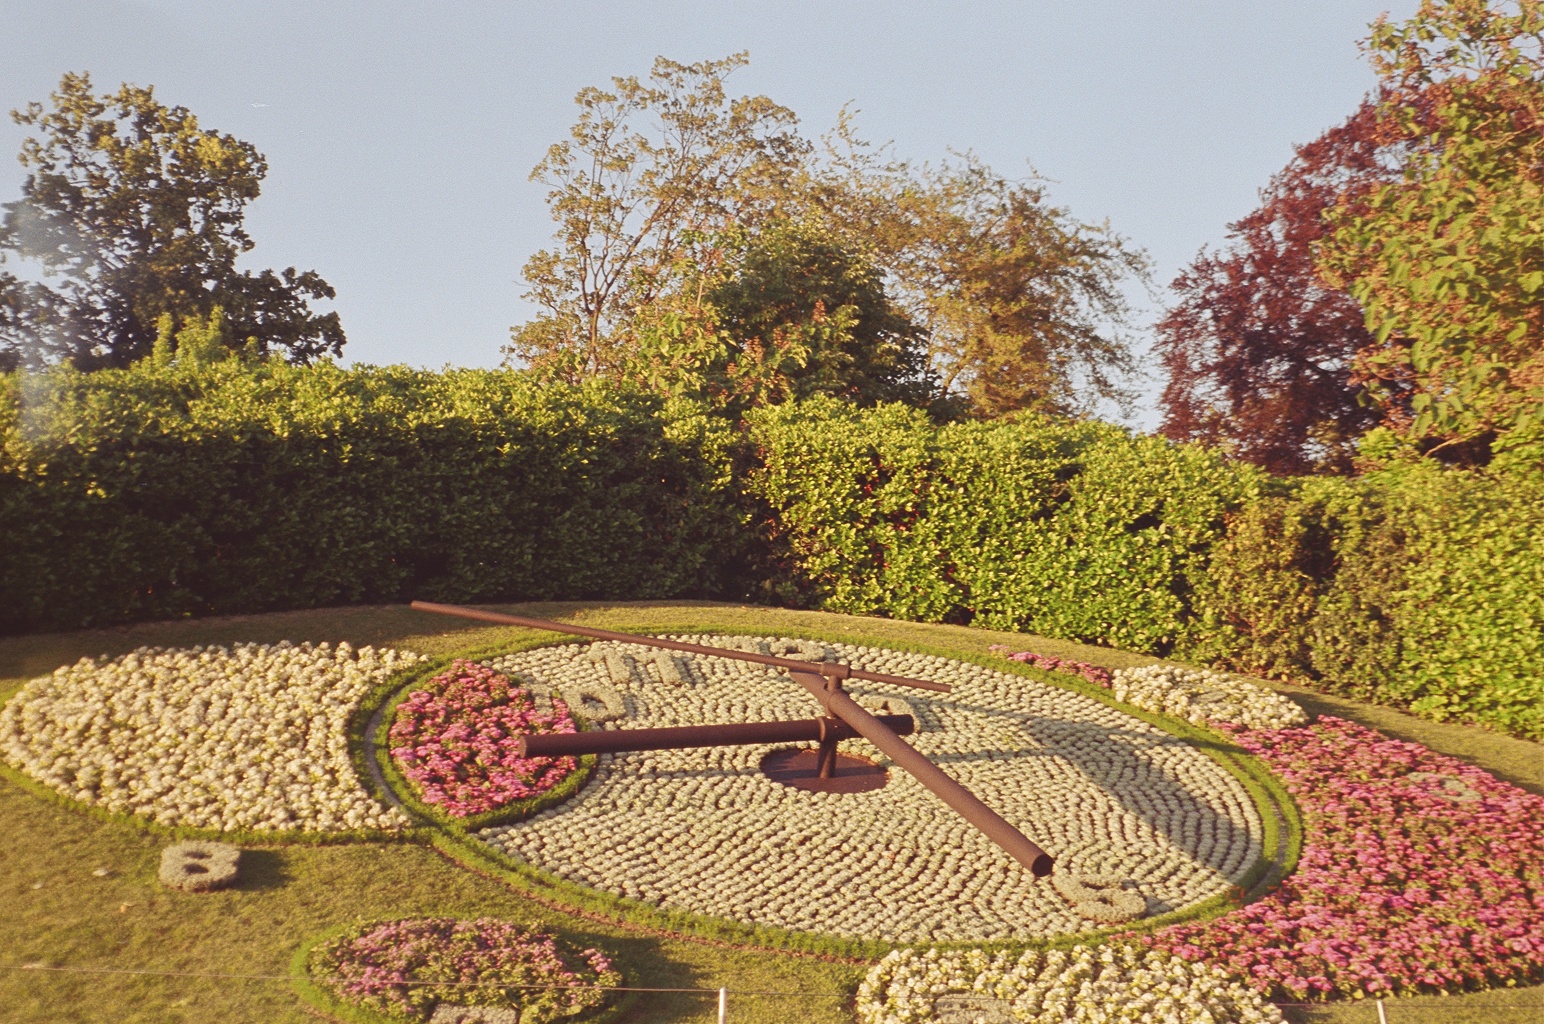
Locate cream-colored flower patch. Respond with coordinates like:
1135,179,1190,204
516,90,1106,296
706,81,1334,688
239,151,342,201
857,945,1284,1023
0,642,418,832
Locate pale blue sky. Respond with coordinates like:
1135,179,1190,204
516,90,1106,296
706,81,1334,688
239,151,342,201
2,0,1414,423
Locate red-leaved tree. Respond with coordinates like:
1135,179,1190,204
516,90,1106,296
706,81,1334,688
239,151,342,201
1156,102,1404,474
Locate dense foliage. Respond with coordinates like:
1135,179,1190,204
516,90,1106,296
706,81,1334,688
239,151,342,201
1156,101,1389,474
2,365,1538,737
748,400,1541,737
0,73,344,371
507,55,1147,417
0,359,745,633
1317,0,1543,454
1161,0,1542,469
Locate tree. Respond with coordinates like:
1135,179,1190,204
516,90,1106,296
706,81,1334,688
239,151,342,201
510,58,1148,419
885,158,1147,418
510,53,807,378
0,72,344,370
1156,102,1396,474
1317,0,1543,455
706,219,931,406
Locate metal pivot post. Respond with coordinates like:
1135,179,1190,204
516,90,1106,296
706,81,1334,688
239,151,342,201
815,717,840,778
814,669,849,778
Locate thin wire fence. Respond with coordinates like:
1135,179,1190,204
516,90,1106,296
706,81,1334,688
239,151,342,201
9,964,1541,1021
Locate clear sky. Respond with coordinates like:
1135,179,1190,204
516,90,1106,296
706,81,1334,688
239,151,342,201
2,0,1415,424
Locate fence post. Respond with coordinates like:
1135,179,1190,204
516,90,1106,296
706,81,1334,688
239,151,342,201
718,986,727,1024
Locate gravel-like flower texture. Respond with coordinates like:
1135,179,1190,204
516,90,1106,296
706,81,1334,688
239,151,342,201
0,642,418,832
857,945,1284,1024
477,637,1266,942
1110,666,1307,732
310,917,619,1023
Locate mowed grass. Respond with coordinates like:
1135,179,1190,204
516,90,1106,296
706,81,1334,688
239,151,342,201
1,601,1539,1024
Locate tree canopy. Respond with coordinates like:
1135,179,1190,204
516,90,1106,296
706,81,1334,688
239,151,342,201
1160,0,1540,469
507,59,1147,418
1156,101,1393,474
1317,0,1542,456
0,73,344,371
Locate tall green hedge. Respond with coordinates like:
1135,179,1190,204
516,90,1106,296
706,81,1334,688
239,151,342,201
3,371,1538,737
746,398,1262,653
0,361,746,633
748,400,1542,738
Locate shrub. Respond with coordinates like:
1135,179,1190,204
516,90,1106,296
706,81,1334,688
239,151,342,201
0,361,747,633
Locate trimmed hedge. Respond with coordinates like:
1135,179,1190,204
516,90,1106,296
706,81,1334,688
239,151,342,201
0,361,746,632
748,400,1542,738
3,370,1538,737
746,399,1263,653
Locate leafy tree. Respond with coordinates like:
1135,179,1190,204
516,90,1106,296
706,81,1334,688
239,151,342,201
510,62,1147,418
1156,102,1394,474
1317,0,1543,456
0,72,344,370
706,219,931,406
799,124,1148,417
510,53,806,378
887,158,1147,418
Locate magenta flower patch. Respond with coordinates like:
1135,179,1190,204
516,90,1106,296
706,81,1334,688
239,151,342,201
389,661,579,817
311,917,620,1021
1149,716,1544,1000
989,644,1113,686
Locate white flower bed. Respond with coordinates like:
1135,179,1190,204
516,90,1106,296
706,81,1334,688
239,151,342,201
478,636,1265,942
856,945,1284,1024
0,642,418,832
1110,665,1307,731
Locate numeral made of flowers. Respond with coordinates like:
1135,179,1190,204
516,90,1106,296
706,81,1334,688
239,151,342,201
933,993,1016,1023
560,681,628,722
1405,771,1482,803
1052,872,1147,923
159,841,240,892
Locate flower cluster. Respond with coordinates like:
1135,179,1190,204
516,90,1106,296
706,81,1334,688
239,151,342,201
310,917,619,1022
1110,665,1307,731
989,646,1112,687
478,637,1264,942
0,642,416,832
856,945,1284,1024
1150,716,1544,1000
389,661,580,817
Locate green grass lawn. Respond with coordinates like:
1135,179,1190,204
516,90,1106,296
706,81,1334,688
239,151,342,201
1,601,1539,1023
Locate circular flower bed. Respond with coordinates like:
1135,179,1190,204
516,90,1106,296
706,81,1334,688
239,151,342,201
0,642,417,832
389,660,581,818
308,917,620,1022
474,636,1268,942
1149,716,1544,1000
857,945,1284,1024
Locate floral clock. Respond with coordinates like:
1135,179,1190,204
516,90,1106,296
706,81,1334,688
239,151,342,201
1,631,1538,1023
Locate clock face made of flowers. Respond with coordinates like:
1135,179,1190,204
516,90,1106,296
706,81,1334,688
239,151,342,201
390,608,1271,945
0,618,1267,945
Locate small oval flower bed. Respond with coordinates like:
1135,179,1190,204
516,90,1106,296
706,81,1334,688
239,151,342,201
307,917,620,1023
388,661,582,820
857,945,1284,1024
1148,716,1544,1001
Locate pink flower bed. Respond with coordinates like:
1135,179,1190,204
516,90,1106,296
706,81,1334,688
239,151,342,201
1149,716,1544,1001
389,661,579,817
988,644,1113,686
311,917,620,1022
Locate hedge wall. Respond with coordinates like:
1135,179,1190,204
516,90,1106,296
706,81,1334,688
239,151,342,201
748,399,1542,738
3,370,1538,737
0,362,746,633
